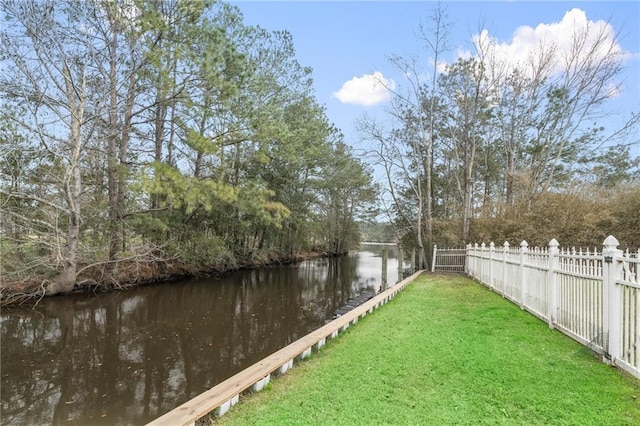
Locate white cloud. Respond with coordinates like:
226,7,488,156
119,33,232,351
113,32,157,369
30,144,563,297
333,72,395,106
467,8,627,80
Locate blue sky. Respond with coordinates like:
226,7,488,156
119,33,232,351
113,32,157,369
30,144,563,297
231,1,640,158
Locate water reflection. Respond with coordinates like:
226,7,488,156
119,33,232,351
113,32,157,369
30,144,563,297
1,245,406,425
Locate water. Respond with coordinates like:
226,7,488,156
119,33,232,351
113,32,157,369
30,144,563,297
1,244,408,425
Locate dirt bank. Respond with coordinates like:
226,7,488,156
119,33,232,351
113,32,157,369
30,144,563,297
1,251,327,306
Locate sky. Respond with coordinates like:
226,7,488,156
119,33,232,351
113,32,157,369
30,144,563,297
230,1,640,161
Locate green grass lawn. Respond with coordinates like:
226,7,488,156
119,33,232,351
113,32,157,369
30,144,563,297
215,274,640,425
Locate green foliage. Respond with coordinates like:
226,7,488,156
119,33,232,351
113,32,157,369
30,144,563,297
314,142,379,253
579,146,640,188
141,162,239,214
234,184,291,228
359,222,396,243
183,129,219,156
0,0,374,290
175,231,234,267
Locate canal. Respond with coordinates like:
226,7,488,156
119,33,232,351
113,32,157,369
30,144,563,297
1,244,407,425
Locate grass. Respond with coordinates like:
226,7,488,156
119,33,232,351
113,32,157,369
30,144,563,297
215,274,640,425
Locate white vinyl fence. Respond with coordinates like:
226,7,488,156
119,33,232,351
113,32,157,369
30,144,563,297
464,236,640,379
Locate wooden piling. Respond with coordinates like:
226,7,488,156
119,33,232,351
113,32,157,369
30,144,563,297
381,248,388,290
397,244,404,282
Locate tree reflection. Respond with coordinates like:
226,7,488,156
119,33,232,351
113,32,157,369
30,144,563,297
1,248,395,425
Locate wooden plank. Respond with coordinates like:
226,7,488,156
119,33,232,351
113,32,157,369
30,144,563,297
147,270,424,426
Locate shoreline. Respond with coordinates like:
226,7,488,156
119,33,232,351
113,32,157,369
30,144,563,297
0,250,334,306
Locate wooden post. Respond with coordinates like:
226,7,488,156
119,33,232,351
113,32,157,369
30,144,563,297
397,243,404,282
381,248,388,290
411,248,416,273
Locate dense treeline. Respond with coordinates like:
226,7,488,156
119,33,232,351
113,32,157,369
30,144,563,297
361,5,639,262
0,0,377,297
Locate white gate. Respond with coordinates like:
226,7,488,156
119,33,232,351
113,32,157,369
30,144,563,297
431,245,466,273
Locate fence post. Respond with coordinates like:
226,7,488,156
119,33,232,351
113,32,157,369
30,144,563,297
431,245,437,272
465,244,470,274
603,235,623,363
489,242,495,291
503,242,514,305
547,239,559,328
480,243,486,285
473,243,479,279
519,241,528,308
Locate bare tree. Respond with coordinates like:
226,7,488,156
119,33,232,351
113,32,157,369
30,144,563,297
480,16,638,207
438,58,492,243
358,3,450,267
0,0,100,294
357,112,427,266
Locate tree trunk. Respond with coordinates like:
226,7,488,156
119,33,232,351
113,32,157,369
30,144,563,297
48,67,85,295
107,29,120,263
506,149,515,206
424,133,434,269
116,68,136,254
462,171,473,244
